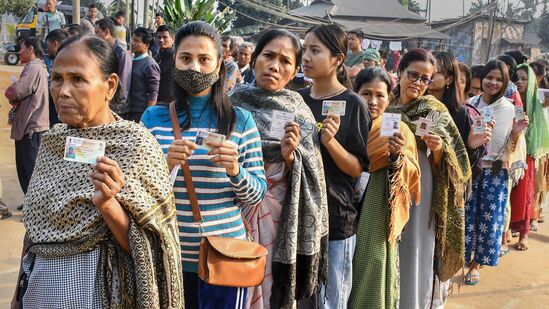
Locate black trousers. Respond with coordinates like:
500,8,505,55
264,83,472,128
15,132,43,194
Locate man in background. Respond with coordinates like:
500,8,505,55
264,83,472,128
45,29,68,126
344,30,364,79
154,25,175,103
221,35,240,91
80,4,99,33
129,27,160,122
237,42,254,84
95,17,132,117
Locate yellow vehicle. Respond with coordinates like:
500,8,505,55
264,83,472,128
3,2,86,65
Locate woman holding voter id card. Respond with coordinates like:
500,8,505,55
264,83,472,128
508,64,549,250
385,48,471,308
229,29,328,309
465,60,529,285
348,67,421,309
11,35,184,309
140,21,267,309
299,24,371,308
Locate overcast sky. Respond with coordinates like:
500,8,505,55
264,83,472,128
415,0,524,21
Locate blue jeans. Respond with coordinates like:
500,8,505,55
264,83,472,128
319,235,356,309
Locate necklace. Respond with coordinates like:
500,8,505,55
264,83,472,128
312,87,347,100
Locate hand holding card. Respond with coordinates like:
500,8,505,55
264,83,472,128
281,122,300,165
207,140,240,177
89,156,125,207
64,137,105,164
381,113,401,137
320,115,340,145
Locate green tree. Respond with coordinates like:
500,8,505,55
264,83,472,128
538,12,549,47
398,0,424,15
163,0,234,33
0,0,34,17
226,0,302,30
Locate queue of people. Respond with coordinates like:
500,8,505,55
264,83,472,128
4,9,549,309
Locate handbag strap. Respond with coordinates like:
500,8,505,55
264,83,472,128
169,102,203,222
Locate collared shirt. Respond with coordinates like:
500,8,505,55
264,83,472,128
38,10,66,37
7,59,49,140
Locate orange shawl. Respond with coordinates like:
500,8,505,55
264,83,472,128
368,117,421,242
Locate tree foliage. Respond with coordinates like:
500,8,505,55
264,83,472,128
0,0,34,17
163,0,234,33
538,12,549,47
398,0,425,15
226,0,302,29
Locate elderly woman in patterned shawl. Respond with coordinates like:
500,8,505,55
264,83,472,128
229,29,328,309
348,67,420,309
10,35,184,309
385,49,472,309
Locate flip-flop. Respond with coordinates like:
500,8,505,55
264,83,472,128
512,231,520,237
499,247,511,257
515,242,529,251
531,221,538,232
0,211,12,220
464,273,480,286
539,216,545,223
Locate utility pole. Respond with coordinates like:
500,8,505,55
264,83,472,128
485,0,497,62
73,0,80,24
143,0,149,28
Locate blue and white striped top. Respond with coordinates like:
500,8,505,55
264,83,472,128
141,94,267,272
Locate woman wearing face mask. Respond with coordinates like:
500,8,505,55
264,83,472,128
465,60,529,285
140,21,267,308
509,64,549,247
385,49,471,308
348,67,421,309
229,29,328,309
299,24,371,309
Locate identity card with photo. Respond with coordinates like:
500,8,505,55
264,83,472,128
482,106,494,123
321,100,346,116
195,130,226,151
515,106,525,121
64,136,106,164
538,88,549,101
269,110,295,140
415,117,432,137
472,116,485,134
380,113,401,137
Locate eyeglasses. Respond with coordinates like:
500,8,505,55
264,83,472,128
405,70,433,86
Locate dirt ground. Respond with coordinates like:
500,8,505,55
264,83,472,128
0,63,548,308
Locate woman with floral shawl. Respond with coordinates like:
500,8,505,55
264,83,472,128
229,29,328,309
386,49,471,308
349,67,421,309
510,64,549,249
11,35,183,309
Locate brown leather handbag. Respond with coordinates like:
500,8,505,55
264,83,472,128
169,102,268,288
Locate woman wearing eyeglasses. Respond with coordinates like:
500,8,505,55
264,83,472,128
386,49,471,308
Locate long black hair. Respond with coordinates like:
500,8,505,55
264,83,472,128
433,51,463,113
353,66,393,99
305,24,352,89
393,48,436,100
173,21,235,136
496,54,517,82
480,60,510,103
250,29,302,70
56,34,121,106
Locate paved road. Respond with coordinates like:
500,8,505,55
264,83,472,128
0,63,548,308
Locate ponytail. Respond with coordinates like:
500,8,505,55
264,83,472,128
337,65,352,90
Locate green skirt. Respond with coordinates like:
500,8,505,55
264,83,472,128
349,168,399,309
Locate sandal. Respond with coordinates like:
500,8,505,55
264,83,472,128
515,242,529,251
531,221,538,232
0,211,12,220
499,247,511,257
539,216,545,223
464,273,480,286
512,231,520,237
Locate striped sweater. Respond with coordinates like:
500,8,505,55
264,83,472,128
141,94,267,272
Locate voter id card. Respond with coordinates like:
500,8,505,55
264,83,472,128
195,130,225,151
64,137,105,164
380,113,401,137
415,117,432,137
321,100,346,116
269,110,295,140
482,106,494,123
